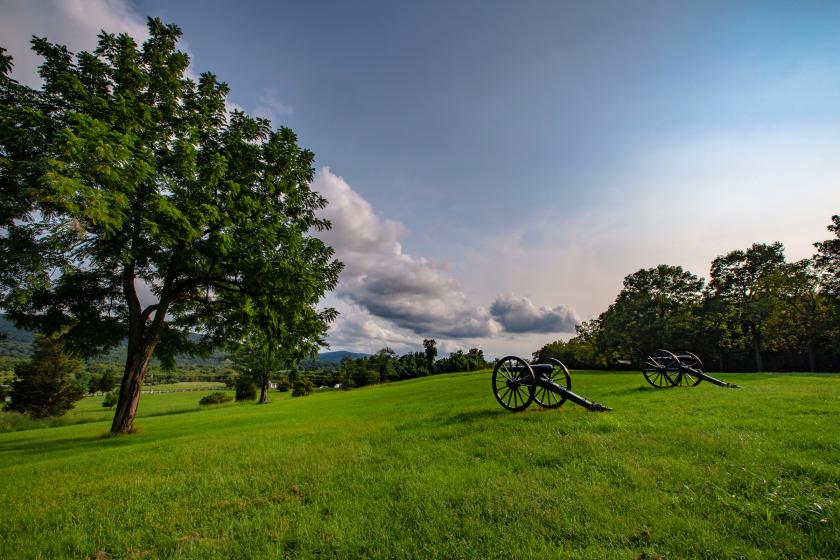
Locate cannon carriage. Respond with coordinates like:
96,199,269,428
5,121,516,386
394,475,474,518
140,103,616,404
642,349,738,389
492,355,611,412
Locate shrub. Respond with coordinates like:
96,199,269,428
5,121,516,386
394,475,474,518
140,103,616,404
199,392,233,405
235,376,257,401
102,390,119,408
277,378,292,392
292,378,313,397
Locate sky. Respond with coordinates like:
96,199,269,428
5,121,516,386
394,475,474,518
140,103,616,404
2,0,840,358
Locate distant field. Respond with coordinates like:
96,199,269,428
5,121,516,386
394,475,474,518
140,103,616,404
0,371,838,559
0,382,233,433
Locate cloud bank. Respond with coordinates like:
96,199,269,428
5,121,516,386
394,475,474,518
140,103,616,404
312,168,579,350
489,294,579,334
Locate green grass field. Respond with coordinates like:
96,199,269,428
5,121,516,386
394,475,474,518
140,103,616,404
0,382,231,433
1,371,838,559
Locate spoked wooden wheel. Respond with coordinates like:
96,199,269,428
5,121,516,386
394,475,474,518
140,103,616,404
533,358,572,409
675,351,703,386
642,349,679,388
492,356,535,411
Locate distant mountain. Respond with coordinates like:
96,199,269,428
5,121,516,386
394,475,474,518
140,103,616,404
0,316,364,367
298,350,369,369
0,315,35,343
317,351,369,363
0,316,35,359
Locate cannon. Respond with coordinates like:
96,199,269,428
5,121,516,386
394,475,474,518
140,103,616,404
642,349,739,389
492,356,612,412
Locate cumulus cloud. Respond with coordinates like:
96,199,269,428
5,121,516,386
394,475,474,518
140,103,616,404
313,168,503,339
490,294,579,334
322,301,419,354
313,168,579,343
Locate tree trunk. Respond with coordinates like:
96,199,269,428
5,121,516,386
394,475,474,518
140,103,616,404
112,267,172,434
751,328,764,372
259,378,269,404
807,341,817,373
111,339,157,434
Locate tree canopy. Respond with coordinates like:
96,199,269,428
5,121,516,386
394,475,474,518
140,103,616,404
597,265,704,361
0,19,342,433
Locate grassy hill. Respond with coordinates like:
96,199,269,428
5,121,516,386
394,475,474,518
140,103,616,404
0,371,838,558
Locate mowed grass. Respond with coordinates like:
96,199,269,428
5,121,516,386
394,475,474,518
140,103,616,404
0,372,838,559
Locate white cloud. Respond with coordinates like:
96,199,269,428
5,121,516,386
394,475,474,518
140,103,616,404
1,0,149,87
321,300,419,354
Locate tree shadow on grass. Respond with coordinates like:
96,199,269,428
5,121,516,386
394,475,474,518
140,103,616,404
437,409,506,425
394,408,504,433
0,429,146,456
599,385,672,397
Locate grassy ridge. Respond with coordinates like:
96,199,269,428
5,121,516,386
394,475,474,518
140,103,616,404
0,371,838,559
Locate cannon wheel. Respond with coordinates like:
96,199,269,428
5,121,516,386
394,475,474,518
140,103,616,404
492,356,535,412
533,358,572,408
675,351,703,386
642,349,679,388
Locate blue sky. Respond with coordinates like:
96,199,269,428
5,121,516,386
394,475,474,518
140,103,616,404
3,0,840,357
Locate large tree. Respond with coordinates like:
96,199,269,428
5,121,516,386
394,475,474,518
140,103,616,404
814,215,840,353
707,242,785,372
0,20,342,433
597,265,704,364
763,259,831,372
814,215,840,294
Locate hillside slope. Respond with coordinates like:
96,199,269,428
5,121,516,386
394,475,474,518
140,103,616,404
0,371,838,558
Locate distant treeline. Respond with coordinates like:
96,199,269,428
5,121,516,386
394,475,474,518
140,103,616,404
534,216,840,373
293,345,490,389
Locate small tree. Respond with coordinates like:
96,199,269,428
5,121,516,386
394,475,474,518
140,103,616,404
292,378,313,397
234,376,257,402
6,334,85,418
102,390,119,408
423,339,437,373
231,338,283,404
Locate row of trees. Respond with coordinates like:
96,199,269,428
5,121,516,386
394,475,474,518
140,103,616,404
534,216,840,372
335,342,490,389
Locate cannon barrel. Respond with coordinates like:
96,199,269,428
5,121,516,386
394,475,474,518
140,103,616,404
535,377,612,411
684,366,739,388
